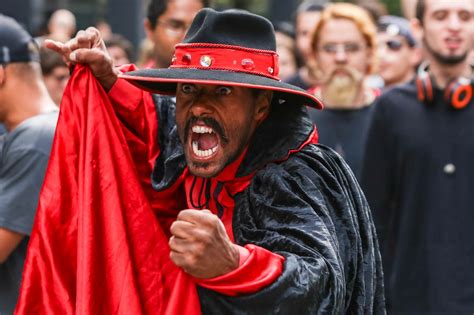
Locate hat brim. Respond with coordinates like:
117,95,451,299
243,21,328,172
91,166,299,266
119,68,323,109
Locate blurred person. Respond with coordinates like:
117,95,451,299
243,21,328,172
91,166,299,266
136,38,156,68
24,8,386,313
286,0,327,90
95,19,113,41
36,9,76,46
469,48,474,65
355,0,388,24
307,3,379,179
144,0,209,68
377,15,421,87
0,123,5,135
274,22,298,81
40,46,69,106
105,34,134,66
362,0,474,313
401,0,417,19
0,15,58,314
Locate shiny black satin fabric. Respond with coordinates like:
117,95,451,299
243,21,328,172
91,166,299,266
198,144,385,314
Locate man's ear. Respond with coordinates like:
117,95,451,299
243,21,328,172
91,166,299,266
410,18,423,44
410,45,423,68
144,19,154,40
255,90,273,123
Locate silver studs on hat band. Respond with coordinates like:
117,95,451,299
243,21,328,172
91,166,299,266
241,58,255,70
200,55,212,67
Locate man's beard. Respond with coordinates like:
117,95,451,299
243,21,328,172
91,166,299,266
423,37,468,65
322,66,364,107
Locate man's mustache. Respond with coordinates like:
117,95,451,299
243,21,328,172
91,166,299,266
184,116,229,144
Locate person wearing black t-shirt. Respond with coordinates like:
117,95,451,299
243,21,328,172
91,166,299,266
362,0,474,313
307,3,379,180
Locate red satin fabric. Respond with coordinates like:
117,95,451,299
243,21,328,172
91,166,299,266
15,65,200,314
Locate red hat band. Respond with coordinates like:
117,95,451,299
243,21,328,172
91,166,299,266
170,43,280,81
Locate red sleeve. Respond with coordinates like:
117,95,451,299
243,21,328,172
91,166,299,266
194,244,284,296
107,66,160,199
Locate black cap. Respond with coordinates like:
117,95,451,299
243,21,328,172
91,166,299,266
0,14,40,64
378,15,417,47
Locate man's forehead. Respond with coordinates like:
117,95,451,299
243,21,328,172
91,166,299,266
164,0,204,18
296,11,321,31
319,18,365,41
425,0,474,14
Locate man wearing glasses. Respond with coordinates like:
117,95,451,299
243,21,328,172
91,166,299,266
307,3,379,180
377,15,421,88
144,0,209,69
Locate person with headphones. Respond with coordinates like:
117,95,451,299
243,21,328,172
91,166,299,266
361,0,474,313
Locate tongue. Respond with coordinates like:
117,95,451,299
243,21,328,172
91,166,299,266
197,133,218,150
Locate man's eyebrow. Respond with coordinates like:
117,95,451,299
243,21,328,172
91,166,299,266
166,18,186,25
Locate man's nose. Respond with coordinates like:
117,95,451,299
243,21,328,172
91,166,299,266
334,48,348,63
447,13,462,31
189,97,214,117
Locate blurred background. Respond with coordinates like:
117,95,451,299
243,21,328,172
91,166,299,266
0,0,402,60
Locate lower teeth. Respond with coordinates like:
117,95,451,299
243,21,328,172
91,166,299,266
192,141,217,157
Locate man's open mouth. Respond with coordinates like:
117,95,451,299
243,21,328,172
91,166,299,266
190,124,220,159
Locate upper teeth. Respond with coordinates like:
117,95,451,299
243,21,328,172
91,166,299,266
192,125,214,134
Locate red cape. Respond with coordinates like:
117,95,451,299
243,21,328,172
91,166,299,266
16,65,201,314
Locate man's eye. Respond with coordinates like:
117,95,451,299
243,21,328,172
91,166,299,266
433,11,447,20
458,11,472,22
181,84,196,94
216,86,232,95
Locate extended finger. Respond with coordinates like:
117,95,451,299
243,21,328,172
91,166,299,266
44,39,65,54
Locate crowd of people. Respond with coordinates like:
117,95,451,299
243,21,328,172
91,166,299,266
0,0,473,313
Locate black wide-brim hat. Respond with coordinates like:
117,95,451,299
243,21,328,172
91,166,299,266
120,8,323,109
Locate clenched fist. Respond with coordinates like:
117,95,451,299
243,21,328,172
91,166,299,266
169,209,239,279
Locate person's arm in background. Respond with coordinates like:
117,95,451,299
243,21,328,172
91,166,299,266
0,230,23,263
0,146,52,263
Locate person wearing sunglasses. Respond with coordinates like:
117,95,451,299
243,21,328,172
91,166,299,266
377,15,422,88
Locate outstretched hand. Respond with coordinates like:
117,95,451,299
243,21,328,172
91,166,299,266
169,209,239,279
45,27,118,91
